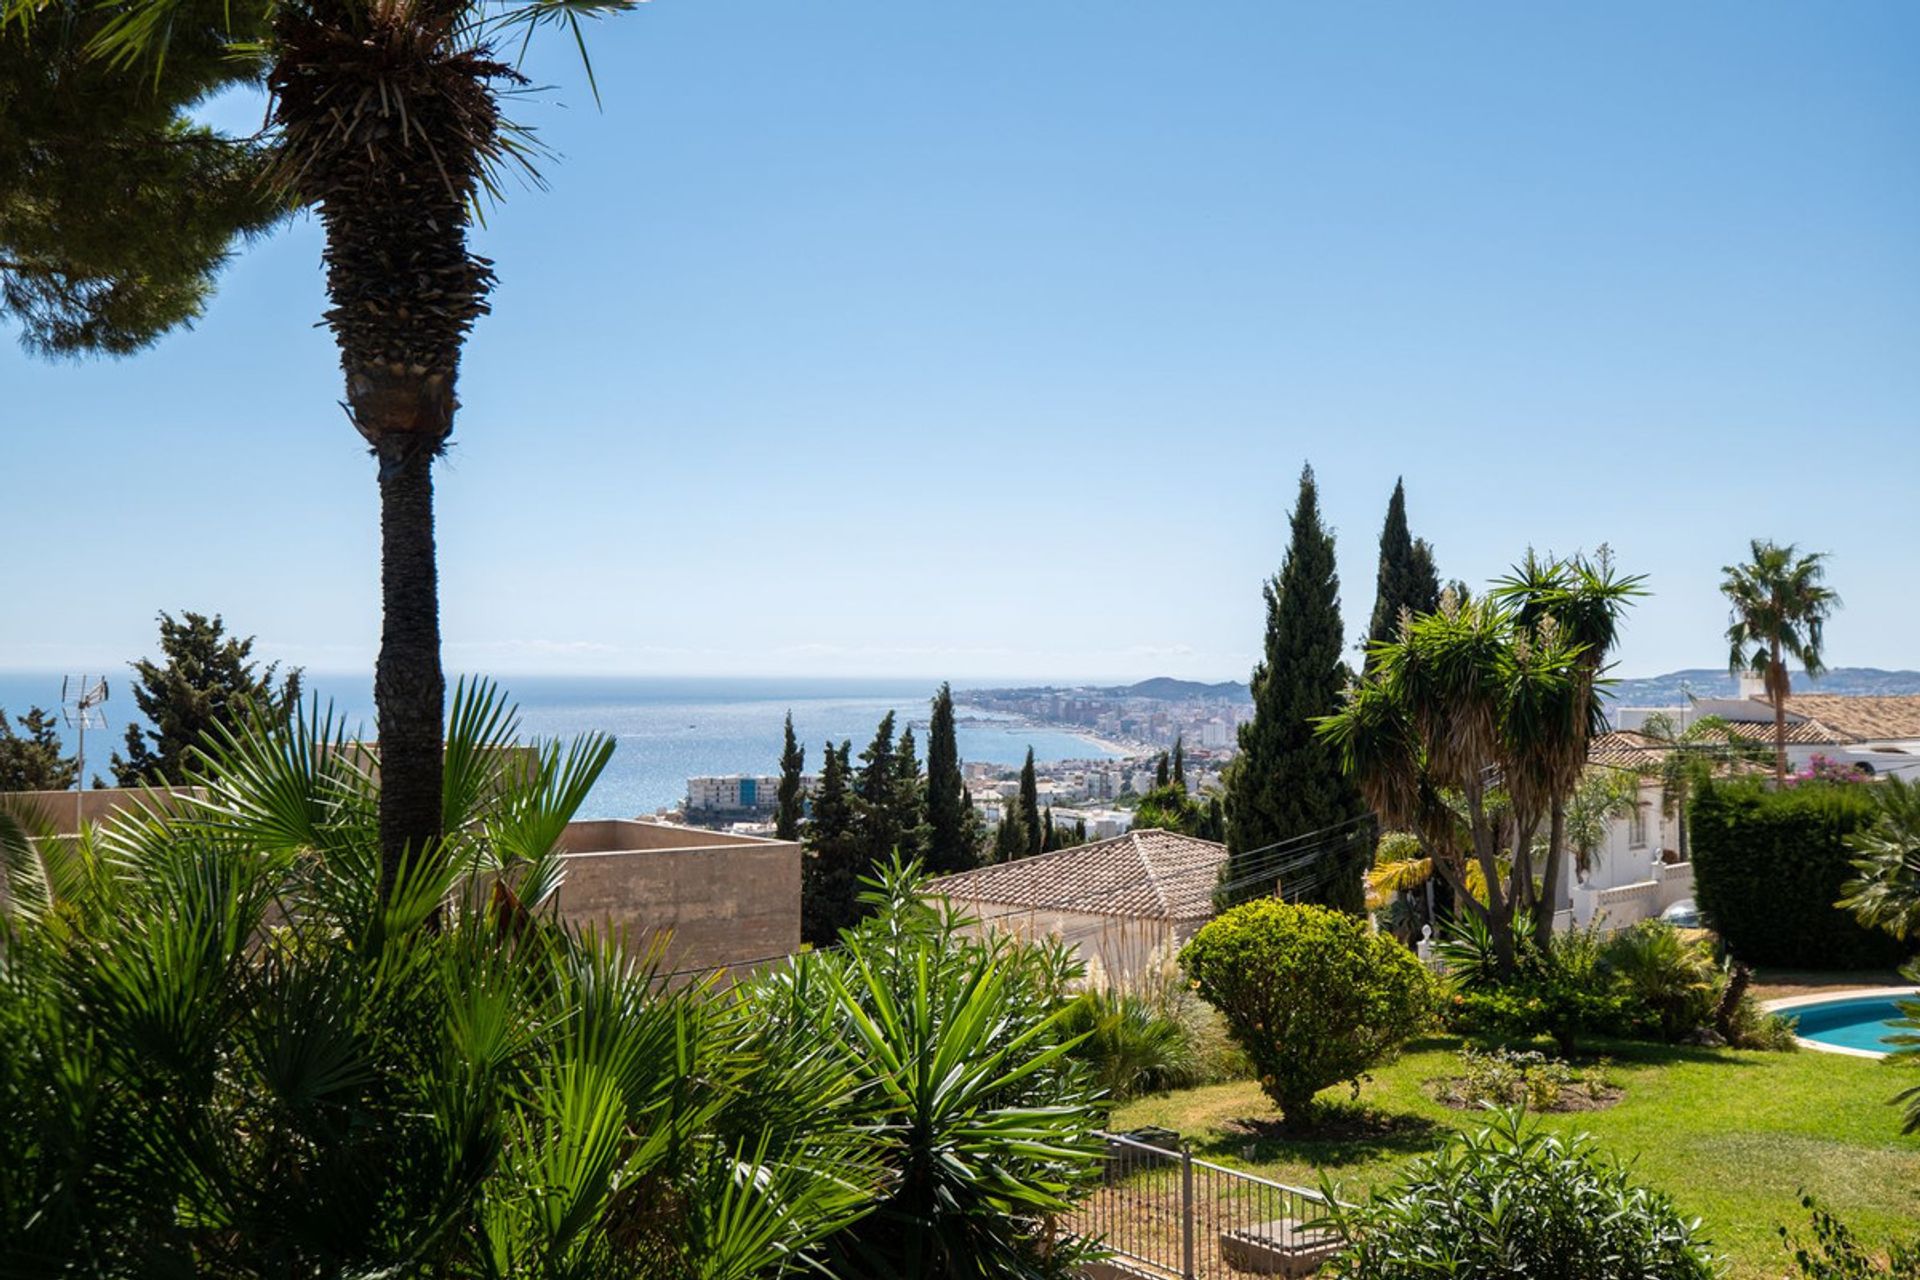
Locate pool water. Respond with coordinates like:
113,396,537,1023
1790,996,1913,1055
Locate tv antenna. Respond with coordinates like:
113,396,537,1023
61,675,110,825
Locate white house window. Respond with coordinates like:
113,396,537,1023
1629,803,1649,849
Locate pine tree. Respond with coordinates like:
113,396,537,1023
1017,748,1043,857
1365,478,1442,668
774,711,805,841
1224,465,1366,911
802,740,859,945
1171,736,1186,789
1,0,281,356
0,706,79,792
924,683,974,874
890,724,925,861
112,611,302,785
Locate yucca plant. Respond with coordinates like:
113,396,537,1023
0,683,874,1278
746,862,1103,1280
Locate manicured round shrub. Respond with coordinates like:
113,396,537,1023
1690,778,1905,969
1179,899,1432,1126
1322,1110,1720,1280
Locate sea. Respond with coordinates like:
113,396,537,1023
0,673,1122,818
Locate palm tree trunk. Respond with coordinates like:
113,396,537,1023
1770,639,1788,787
1533,796,1566,950
374,438,445,897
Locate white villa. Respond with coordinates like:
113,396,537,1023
1564,682,1920,933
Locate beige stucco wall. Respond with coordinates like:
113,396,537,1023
947,903,1203,988
552,835,802,978
3,786,203,835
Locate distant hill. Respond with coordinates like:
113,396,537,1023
1607,667,1920,706
1103,677,1249,701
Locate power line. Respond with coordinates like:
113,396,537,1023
648,813,1380,983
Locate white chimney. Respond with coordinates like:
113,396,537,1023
1736,672,1768,700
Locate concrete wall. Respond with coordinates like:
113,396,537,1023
553,823,801,977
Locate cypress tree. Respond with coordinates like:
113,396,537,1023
1074,817,1087,844
1171,736,1186,790
802,740,859,944
1365,478,1442,669
924,683,974,874
994,793,1026,863
854,712,900,870
1041,805,1056,851
1224,464,1366,911
890,725,925,862
1017,748,1043,857
774,711,805,841
1154,752,1170,789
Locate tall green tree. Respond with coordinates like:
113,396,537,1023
0,707,78,792
111,611,301,786
855,712,901,869
1319,553,1641,971
802,740,858,945
1721,539,1841,787
36,0,650,896
890,724,925,861
1154,752,1170,790
923,683,974,874
993,794,1027,863
0,0,281,355
1365,477,1442,667
1224,465,1365,911
1494,548,1645,946
1017,748,1043,858
774,711,805,841
1170,736,1186,790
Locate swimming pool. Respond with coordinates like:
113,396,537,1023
1771,991,1917,1057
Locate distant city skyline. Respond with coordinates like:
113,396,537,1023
6,2,1916,681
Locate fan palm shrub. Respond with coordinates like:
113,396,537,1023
0,684,875,1278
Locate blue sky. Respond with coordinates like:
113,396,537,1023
6,1,1916,682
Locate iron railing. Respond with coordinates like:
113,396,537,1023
1064,1130,1342,1279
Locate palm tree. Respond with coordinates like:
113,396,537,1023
70,0,640,893
1322,552,1641,973
1721,540,1840,787
1494,548,1645,947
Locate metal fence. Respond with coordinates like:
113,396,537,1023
1062,1130,1342,1279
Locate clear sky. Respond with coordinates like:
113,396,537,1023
5,1,1916,682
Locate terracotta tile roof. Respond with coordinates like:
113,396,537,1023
1765,695,1920,744
1587,722,1828,769
927,829,1229,922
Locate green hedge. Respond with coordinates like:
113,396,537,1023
1689,778,1906,969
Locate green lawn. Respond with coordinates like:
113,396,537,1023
1110,1036,1920,1278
